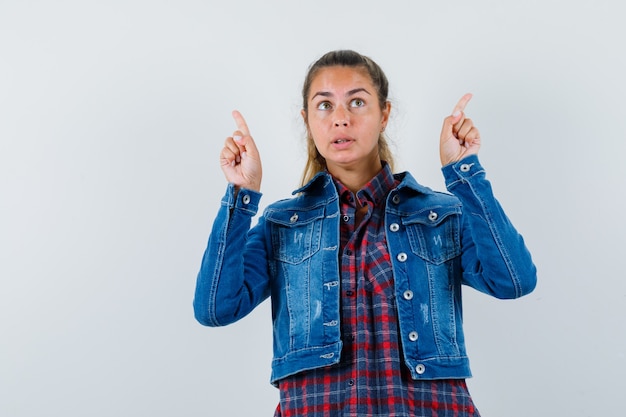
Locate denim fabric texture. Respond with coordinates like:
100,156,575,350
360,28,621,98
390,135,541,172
193,155,537,385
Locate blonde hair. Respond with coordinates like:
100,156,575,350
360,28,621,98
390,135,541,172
300,50,395,186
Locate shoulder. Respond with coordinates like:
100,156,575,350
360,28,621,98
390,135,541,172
262,180,338,225
395,171,461,206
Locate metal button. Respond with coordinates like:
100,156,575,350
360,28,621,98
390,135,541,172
397,252,408,262
428,211,438,221
392,194,400,204
409,331,419,342
403,290,414,300
342,214,350,222
389,223,399,232
460,164,471,172
290,213,298,223
242,194,250,204
416,364,426,374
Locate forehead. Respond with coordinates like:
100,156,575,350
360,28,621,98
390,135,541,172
309,66,374,94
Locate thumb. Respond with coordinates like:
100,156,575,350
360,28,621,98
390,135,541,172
440,111,463,139
233,131,260,161
441,93,472,139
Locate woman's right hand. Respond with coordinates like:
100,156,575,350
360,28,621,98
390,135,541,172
219,110,262,192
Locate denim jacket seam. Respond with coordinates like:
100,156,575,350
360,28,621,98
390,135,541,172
206,206,231,327
459,174,524,298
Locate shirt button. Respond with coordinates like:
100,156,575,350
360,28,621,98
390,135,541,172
346,290,355,297
428,211,438,222
409,331,419,341
345,249,353,256
460,163,471,172
389,223,400,232
397,252,408,262
290,213,298,223
242,194,250,204
392,194,401,204
403,290,414,300
416,364,426,374
348,379,355,386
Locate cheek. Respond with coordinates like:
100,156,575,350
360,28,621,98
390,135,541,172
308,130,328,158
307,120,326,142
311,135,326,156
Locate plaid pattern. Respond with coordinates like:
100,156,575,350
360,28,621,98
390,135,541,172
274,164,480,417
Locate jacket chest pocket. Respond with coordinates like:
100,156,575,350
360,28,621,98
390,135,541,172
403,207,461,265
266,207,324,264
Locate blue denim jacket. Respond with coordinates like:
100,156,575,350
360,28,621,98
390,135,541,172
194,155,537,385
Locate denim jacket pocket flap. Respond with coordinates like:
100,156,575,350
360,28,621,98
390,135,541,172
402,206,462,264
265,206,325,227
401,206,461,227
265,207,324,264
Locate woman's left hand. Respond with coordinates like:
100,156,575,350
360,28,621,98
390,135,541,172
439,93,481,166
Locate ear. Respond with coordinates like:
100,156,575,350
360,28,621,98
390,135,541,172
381,101,391,130
301,108,312,135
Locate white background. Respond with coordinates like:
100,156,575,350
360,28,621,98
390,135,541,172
1,1,625,416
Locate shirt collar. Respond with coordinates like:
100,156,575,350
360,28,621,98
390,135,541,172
293,164,435,198
332,162,398,207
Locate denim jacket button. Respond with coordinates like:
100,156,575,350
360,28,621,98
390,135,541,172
416,364,426,374
290,213,298,223
428,211,438,221
460,163,471,172
409,331,419,341
342,214,350,222
397,252,408,262
392,194,401,204
242,194,251,205
403,290,414,300
389,223,400,232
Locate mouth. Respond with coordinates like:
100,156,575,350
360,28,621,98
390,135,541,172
332,138,353,144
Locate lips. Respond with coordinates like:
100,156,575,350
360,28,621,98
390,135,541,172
332,136,354,144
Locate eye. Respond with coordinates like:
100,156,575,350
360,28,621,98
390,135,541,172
316,101,332,110
350,98,365,108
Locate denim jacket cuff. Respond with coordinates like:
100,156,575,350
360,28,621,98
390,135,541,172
222,183,262,215
441,154,485,189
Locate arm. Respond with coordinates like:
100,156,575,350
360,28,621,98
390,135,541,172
193,111,270,326
443,156,537,298
439,95,537,298
193,185,271,326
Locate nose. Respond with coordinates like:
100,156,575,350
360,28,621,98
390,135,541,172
333,107,349,127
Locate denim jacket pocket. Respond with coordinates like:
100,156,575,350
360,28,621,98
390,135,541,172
403,206,462,265
265,207,324,264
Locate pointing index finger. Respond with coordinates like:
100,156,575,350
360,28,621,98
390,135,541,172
232,110,250,136
452,93,473,115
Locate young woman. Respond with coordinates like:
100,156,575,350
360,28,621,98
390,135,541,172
194,50,537,416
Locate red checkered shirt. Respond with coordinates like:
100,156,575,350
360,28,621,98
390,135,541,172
274,164,480,417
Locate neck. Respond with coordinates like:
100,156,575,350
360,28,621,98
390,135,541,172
328,158,383,194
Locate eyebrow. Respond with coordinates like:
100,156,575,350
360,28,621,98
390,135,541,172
311,87,372,101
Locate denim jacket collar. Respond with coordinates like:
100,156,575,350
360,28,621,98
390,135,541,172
293,169,436,199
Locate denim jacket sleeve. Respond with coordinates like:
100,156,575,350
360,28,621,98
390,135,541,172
442,155,537,299
193,184,271,326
